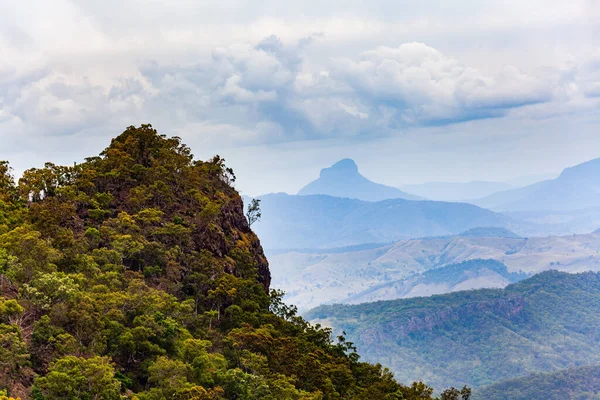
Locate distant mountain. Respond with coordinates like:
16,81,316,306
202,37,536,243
253,193,518,250
269,231,600,310
306,271,600,390
475,157,600,211
297,158,423,201
344,259,529,304
473,365,600,400
400,181,513,201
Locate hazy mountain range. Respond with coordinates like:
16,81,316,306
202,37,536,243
254,157,600,252
252,193,519,250
306,271,600,391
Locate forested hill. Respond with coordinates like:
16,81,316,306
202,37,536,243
0,125,466,399
472,365,600,400
306,271,600,391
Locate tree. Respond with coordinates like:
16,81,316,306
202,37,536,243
440,386,471,400
246,199,261,227
0,162,17,203
33,356,121,400
0,324,29,391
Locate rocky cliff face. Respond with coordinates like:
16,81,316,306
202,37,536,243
213,195,270,290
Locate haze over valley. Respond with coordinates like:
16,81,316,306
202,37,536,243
247,157,600,310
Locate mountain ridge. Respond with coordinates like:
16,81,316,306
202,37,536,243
475,157,600,211
253,192,521,250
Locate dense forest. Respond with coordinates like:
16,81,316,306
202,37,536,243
0,125,472,399
473,365,600,400
306,270,600,390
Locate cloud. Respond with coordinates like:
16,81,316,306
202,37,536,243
129,40,591,142
332,43,552,126
0,34,598,154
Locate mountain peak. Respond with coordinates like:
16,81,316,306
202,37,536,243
321,158,359,177
558,157,600,180
298,158,423,202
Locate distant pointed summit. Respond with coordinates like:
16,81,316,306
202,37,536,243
321,159,359,177
298,159,423,202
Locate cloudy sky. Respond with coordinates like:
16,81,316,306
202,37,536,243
1,0,599,195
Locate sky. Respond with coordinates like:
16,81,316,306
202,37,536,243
0,0,599,196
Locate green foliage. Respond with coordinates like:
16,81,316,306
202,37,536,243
33,356,121,400
22,272,79,310
473,365,600,400
245,199,261,227
0,126,452,399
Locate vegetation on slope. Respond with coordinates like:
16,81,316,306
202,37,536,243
306,271,600,390
473,365,600,400
0,125,468,399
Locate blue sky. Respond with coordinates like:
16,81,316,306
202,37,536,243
0,0,599,195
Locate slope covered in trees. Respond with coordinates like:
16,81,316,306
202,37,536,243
0,125,468,399
472,365,600,400
306,271,600,391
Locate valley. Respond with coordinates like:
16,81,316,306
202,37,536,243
269,230,600,310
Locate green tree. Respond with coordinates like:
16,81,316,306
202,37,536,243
245,199,261,227
33,356,121,400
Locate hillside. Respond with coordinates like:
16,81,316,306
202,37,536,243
344,259,529,304
475,157,600,211
473,365,600,400
0,125,455,399
269,232,600,310
306,271,600,390
458,227,522,238
253,193,519,249
297,159,422,201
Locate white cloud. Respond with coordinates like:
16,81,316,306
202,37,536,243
0,34,598,149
